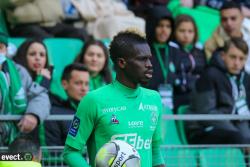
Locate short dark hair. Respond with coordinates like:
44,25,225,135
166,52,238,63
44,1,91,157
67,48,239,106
109,29,147,67
75,39,112,83
174,14,198,44
220,1,241,11
8,135,40,161
223,37,249,55
62,63,88,81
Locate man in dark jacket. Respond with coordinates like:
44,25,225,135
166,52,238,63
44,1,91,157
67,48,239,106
187,37,250,144
45,63,89,146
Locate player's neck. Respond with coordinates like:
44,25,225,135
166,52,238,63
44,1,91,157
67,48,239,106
116,75,138,89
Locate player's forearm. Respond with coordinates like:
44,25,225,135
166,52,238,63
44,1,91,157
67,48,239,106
152,139,165,166
63,145,90,167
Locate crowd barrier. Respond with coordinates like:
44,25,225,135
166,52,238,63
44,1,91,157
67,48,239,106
1,114,250,167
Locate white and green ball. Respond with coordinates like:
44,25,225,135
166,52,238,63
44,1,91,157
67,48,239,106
95,140,141,167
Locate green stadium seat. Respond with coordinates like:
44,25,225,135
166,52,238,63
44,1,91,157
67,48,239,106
161,107,199,167
8,37,26,48
0,9,8,35
176,105,189,145
162,107,182,145
167,0,220,44
162,148,198,167
44,38,84,99
199,148,246,167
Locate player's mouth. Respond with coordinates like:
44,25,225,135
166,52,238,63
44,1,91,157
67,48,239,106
145,70,153,79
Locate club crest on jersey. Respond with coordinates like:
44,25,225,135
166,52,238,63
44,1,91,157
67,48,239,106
111,114,119,124
69,116,80,137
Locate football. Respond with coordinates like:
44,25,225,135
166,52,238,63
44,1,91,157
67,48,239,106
95,140,141,167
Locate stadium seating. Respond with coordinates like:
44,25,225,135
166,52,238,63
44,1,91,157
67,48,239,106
44,38,83,99
162,107,198,167
199,148,246,167
8,37,26,48
176,105,189,145
162,107,182,145
0,9,8,35
167,0,220,44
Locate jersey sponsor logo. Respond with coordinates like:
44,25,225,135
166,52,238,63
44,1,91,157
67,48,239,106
111,133,151,150
128,121,144,128
69,116,80,137
102,106,127,113
150,111,158,131
111,114,119,124
138,102,158,112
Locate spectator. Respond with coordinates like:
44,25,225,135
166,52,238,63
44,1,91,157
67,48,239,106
1,0,88,40
186,38,250,144
205,1,250,73
13,39,52,90
146,6,199,111
0,135,42,167
146,5,184,91
170,14,207,109
0,32,50,146
181,0,250,18
45,63,89,146
75,40,112,90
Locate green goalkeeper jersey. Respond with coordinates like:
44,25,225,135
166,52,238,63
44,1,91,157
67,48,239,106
64,80,164,167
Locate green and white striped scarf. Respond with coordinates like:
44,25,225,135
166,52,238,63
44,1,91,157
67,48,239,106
0,58,27,114
0,58,27,145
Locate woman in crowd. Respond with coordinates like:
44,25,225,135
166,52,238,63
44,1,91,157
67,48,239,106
170,14,207,110
14,39,52,90
75,40,112,90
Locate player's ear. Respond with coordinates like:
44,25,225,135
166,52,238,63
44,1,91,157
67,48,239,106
117,57,126,69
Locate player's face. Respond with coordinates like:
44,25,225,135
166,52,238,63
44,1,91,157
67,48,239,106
26,42,47,73
175,21,195,46
155,19,172,43
62,70,89,101
83,45,106,76
124,43,153,85
221,8,243,37
222,44,247,75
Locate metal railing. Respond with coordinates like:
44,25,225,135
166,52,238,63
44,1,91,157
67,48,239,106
1,114,250,166
2,114,250,121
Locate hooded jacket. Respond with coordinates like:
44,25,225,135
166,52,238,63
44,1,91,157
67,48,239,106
145,6,203,110
145,6,182,91
186,53,250,142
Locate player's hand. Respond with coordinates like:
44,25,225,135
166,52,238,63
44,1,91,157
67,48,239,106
18,114,38,133
181,0,194,8
38,68,51,80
